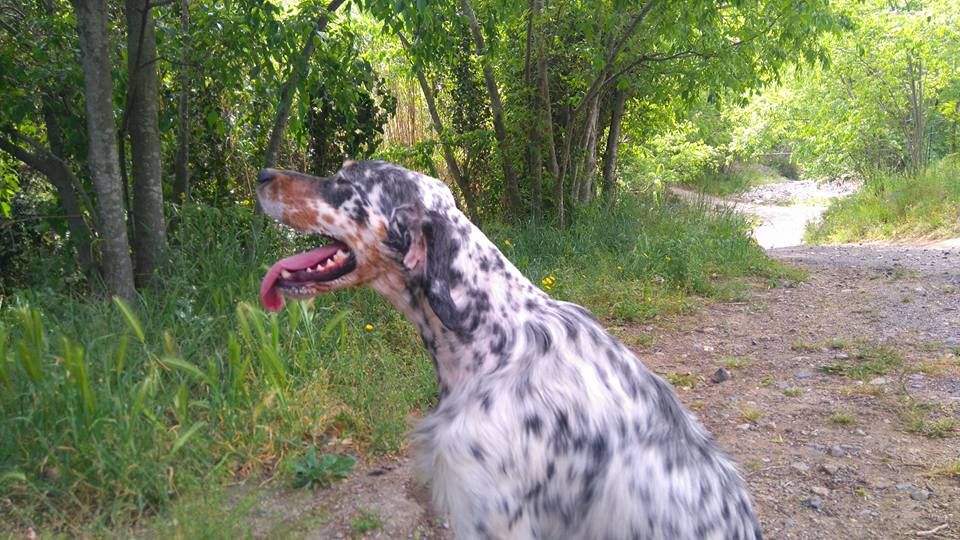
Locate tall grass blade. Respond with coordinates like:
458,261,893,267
0,325,9,388
113,296,145,344
16,308,44,383
0,470,26,486
114,334,129,383
321,310,351,344
170,421,206,456
62,337,95,416
160,356,212,386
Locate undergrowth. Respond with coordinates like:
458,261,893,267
807,157,960,243
686,162,785,197
0,193,787,534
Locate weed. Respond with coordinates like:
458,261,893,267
760,375,777,387
666,372,697,389
790,340,819,353
825,339,848,351
740,409,764,422
721,356,752,369
899,399,957,439
819,343,903,380
351,509,383,538
289,447,357,490
783,388,802,397
830,412,857,425
925,460,960,479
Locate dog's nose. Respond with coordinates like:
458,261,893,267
258,169,277,185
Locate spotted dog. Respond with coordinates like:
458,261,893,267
257,161,762,540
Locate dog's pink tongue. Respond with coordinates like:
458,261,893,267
259,245,341,311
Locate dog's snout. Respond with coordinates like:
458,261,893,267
258,169,277,185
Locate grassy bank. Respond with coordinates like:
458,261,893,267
0,194,789,535
807,158,960,243
686,162,787,197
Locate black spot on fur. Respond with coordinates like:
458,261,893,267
524,321,552,354
470,442,486,462
524,414,543,437
318,175,355,208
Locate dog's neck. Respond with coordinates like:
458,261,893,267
372,220,545,397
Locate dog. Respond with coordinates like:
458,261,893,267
257,161,762,540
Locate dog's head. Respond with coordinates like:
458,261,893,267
256,161,469,328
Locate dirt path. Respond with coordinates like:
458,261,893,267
240,183,960,539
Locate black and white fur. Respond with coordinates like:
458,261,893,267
257,161,762,540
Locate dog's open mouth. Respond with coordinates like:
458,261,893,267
260,237,357,311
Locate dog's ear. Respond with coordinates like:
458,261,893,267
386,204,427,272
386,205,463,333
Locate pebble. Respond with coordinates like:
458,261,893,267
834,352,850,360
820,463,841,475
895,482,914,492
868,376,888,385
829,446,844,457
795,369,815,379
811,486,830,497
711,368,731,384
806,496,824,511
791,462,810,474
910,490,930,501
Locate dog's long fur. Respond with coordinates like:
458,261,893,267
257,161,762,540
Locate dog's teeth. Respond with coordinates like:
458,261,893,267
334,250,346,261
281,270,292,279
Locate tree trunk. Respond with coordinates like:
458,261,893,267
602,88,627,208
906,55,926,173
0,127,96,274
71,0,136,301
460,0,521,217
126,0,167,286
398,34,479,222
173,0,191,204
578,90,602,203
525,0,544,222
263,0,346,169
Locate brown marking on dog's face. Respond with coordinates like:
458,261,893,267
283,206,320,231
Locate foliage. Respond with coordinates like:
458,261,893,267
727,0,960,177
289,447,356,489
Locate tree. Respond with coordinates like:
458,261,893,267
125,0,167,285
71,0,136,300
264,0,346,169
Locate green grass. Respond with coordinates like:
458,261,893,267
819,344,903,381
0,194,788,534
687,162,785,196
829,411,858,425
807,157,960,243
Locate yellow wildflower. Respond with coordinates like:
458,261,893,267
364,323,374,332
